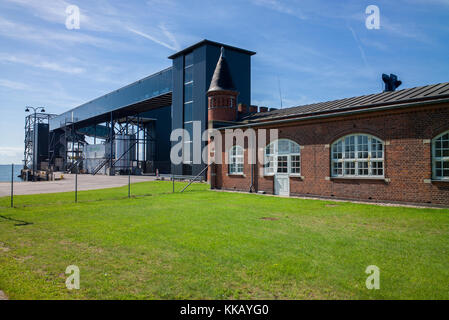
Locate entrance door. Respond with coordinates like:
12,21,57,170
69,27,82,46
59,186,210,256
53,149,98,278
274,174,290,196
274,155,290,196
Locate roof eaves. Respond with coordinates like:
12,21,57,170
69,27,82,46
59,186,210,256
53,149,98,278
168,39,256,59
220,97,449,130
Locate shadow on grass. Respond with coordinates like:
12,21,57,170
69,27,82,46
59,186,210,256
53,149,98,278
0,215,33,226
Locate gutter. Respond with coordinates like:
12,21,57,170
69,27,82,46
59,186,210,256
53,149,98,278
221,97,449,130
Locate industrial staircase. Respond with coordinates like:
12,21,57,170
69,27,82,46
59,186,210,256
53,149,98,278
91,157,110,175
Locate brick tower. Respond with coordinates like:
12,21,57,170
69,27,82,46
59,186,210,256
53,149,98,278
207,47,239,188
207,47,239,123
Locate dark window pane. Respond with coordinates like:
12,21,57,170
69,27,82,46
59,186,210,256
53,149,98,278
184,66,193,83
183,164,192,175
185,52,194,67
344,162,355,175
184,122,193,141
358,161,369,175
184,102,193,122
184,82,193,102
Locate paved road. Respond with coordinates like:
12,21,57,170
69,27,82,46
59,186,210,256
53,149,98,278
0,174,157,197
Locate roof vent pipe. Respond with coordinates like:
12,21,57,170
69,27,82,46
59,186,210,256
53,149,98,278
382,73,402,92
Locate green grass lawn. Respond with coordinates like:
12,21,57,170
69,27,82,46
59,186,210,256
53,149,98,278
0,180,448,300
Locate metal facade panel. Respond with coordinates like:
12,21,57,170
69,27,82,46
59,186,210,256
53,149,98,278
50,67,173,131
170,55,184,176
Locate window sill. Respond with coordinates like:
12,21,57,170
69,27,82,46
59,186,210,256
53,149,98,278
263,174,304,179
431,179,449,183
330,176,389,182
227,173,246,177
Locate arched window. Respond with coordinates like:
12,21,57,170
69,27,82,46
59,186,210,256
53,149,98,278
432,131,449,180
228,145,244,174
264,139,301,176
331,134,384,178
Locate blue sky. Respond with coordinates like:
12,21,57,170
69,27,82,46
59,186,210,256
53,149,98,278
0,0,448,164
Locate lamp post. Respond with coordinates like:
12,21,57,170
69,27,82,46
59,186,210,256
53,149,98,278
25,106,46,182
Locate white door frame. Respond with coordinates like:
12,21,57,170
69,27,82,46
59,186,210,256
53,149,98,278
274,173,290,196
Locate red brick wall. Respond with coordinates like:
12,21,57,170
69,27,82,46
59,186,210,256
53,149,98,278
214,103,449,206
208,91,238,122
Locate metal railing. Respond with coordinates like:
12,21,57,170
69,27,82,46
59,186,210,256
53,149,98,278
91,157,110,175
180,164,210,193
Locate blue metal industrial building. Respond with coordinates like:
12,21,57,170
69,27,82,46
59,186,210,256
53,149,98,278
24,40,255,179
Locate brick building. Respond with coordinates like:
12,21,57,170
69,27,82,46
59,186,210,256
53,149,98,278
207,48,449,207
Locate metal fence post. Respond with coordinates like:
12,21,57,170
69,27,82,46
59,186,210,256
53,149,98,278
75,164,78,203
172,174,175,193
11,163,14,208
128,163,131,199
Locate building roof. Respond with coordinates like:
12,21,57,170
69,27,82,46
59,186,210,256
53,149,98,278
168,39,256,59
49,67,173,131
208,48,237,93
242,82,449,122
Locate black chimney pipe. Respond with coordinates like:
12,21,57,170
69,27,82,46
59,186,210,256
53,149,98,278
382,73,402,92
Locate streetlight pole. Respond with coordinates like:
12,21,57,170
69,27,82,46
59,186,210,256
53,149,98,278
25,106,46,182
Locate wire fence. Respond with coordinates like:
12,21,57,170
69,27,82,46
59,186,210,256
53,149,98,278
1,164,209,209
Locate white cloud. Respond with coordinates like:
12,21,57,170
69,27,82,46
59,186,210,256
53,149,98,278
159,24,180,51
251,0,307,20
403,0,449,6
348,25,369,68
0,53,85,74
381,17,432,44
0,79,29,90
3,0,101,31
126,26,179,51
1,0,182,51
0,147,23,165
0,16,113,48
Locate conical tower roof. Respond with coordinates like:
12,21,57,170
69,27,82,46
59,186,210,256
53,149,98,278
208,47,236,93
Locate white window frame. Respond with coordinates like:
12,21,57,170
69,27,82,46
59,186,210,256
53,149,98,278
264,139,301,176
331,134,385,178
228,145,244,175
432,130,449,181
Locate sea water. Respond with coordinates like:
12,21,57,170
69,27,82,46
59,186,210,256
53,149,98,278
0,164,23,182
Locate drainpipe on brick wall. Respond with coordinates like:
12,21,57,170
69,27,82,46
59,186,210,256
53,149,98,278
249,163,254,193
249,148,257,193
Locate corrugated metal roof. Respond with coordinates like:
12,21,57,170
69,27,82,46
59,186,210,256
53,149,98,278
242,82,449,122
